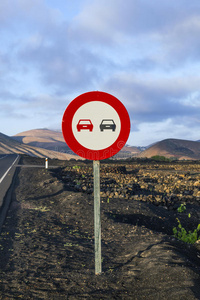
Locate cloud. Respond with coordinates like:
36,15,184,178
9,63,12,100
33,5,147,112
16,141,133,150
129,116,200,146
0,0,62,30
102,73,200,124
0,1,103,94
18,36,104,94
6,0,200,94
73,1,200,41
1,0,200,144
160,16,200,65
75,0,200,70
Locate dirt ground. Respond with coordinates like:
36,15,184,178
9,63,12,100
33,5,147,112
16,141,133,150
0,156,200,299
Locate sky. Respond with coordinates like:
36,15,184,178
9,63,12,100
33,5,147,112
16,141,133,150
1,0,200,146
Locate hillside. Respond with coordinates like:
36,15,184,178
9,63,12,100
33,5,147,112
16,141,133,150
13,129,140,158
138,138,200,160
0,132,80,160
13,129,72,154
10,130,200,160
114,145,141,158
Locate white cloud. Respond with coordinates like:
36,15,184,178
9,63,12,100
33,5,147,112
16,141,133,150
129,117,200,146
102,72,200,123
1,0,200,145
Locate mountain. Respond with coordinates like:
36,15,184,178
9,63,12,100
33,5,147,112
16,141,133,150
138,138,200,160
13,128,72,154
122,145,141,154
114,145,141,158
13,129,141,158
7,129,200,160
0,132,80,160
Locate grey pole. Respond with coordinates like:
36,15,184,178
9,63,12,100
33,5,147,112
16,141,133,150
93,160,102,274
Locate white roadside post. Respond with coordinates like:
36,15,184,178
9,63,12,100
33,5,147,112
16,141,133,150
93,160,102,274
45,158,48,169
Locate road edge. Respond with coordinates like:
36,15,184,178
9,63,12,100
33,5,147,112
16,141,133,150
0,155,20,233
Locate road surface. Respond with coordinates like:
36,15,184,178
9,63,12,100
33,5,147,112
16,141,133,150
0,154,19,231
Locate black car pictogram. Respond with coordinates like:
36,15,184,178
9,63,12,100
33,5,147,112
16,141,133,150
100,119,116,131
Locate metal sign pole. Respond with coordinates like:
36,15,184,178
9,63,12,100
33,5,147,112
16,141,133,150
93,160,102,275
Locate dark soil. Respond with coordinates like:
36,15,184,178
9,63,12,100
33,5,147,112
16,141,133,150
0,156,200,299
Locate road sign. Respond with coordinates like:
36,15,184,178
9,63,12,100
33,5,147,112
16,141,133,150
62,91,130,160
62,91,131,275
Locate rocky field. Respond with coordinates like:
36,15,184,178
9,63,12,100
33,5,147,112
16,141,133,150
0,156,199,299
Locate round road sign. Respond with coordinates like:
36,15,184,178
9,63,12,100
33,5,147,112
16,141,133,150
62,91,130,160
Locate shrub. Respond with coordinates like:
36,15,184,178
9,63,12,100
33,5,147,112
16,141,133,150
173,204,200,244
177,203,186,213
151,155,171,162
173,219,200,244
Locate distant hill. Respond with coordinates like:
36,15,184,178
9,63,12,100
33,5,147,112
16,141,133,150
11,130,200,160
0,132,81,160
114,145,141,158
13,129,141,158
7,129,200,160
122,145,141,153
138,138,200,160
13,128,73,154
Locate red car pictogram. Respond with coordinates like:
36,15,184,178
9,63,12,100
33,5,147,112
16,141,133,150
77,119,93,132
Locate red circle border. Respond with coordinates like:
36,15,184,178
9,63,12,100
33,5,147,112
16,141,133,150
62,91,130,160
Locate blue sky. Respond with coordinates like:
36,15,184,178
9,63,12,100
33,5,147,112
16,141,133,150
1,0,200,146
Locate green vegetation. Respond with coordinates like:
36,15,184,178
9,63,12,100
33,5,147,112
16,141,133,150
64,242,79,247
177,203,186,213
151,155,171,162
73,165,81,170
173,204,200,244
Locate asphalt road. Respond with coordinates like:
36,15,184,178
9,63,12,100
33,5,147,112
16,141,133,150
0,154,19,231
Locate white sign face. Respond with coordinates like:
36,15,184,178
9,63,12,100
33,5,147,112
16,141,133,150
72,101,121,150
